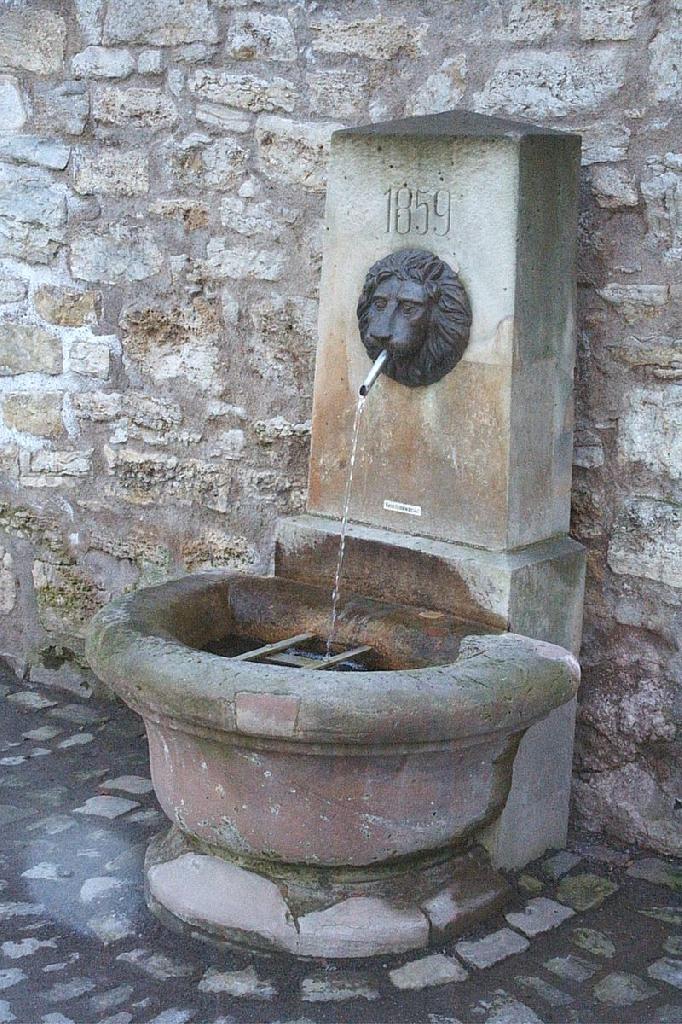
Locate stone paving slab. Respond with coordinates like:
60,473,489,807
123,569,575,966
0,663,680,1024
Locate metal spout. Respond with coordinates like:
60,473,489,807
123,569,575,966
359,350,388,396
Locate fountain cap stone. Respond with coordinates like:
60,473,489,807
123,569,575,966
333,108,581,142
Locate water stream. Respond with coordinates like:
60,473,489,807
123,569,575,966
325,392,367,659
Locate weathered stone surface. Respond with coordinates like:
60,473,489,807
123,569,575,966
202,240,285,281
0,279,26,304
591,165,639,208
0,178,67,264
174,135,247,191
648,958,682,989
627,858,682,891
456,928,530,968
579,121,631,164
70,226,162,284
33,81,89,137
598,283,669,321
571,927,616,957
506,897,575,937
68,338,111,378
649,23,682,103
0,325,62,376
191,69,295,114
608,498,682,588
73,796,138,819
91,86,177,128
74,149,149,196
0,136,70,171
297,898,429,958
388,954,468,990
120,300,221,390
307,70,367,118
300,973,379,1002
556,873,619,910
594,972,658,1005
103,0,218,46
0,11,65,74
198,966,275,998
256,116,342,191
545,953,598,981
148,854,298,951
2,393,63,438
34,287,99,327
311,16,426,59
475,51,625,116
0,76,27,131
641,155,682,259
406,56,468,116
227,12,297,62
72,46,134,79
0,550,17,616
580,0,649,40
618,385,682,480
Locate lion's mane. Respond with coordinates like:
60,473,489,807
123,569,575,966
356,249,472,388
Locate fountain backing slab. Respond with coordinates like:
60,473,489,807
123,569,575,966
145,827,511,959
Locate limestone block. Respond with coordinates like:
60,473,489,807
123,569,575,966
474,51,626,116
579,122,631,164
597,283,669,322
72,46,134,78
0,136,70,171
297,898,429,958
0,549,17,615
120,300,221,390
405,57,468,116
2,393,64,438
618,385,682,480
27,450,93,480
256,116,343,191
227,12,297,63
388,954,467,989
103,0,218,46
307,70,368,119
0,76,27,131
0,324,62,376
311,16,426,59
148,853,298,950
195,104,250,132
641,155,682,257
74,0,104,46
33,81,89,137
202,240,284,281
91,86,177,128
580,0,649,40
611,335,682,380
501,0,569,41
590,166,639,209
70,226,162,284
0,11,66,74
174,136,247,191
34,287,99,327
137,50,163,75
190,70,295,114
220,197,296,239
68,339,111,379
608,498,682,588
73,148,149,196
0,279,27,304
649,23,682,102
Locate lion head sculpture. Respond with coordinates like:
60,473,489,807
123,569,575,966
356,248,472,388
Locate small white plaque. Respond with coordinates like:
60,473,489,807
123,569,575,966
383,499,422,517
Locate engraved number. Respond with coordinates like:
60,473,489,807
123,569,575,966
384,186,452,236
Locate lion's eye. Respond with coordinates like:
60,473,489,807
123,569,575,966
373,297,388,310
400,302,417,314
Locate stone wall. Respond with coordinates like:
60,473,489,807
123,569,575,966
0,0,679,855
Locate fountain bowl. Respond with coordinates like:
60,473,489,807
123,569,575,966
86,570,580,958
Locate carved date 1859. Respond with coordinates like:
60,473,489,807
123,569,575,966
385,186,451,236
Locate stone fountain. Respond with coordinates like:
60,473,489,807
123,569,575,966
86,110,585,959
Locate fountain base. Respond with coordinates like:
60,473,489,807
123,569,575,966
145,826,511,959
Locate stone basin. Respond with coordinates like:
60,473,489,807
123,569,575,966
86,570,580,957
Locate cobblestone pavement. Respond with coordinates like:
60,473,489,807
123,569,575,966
0,662,680,1024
